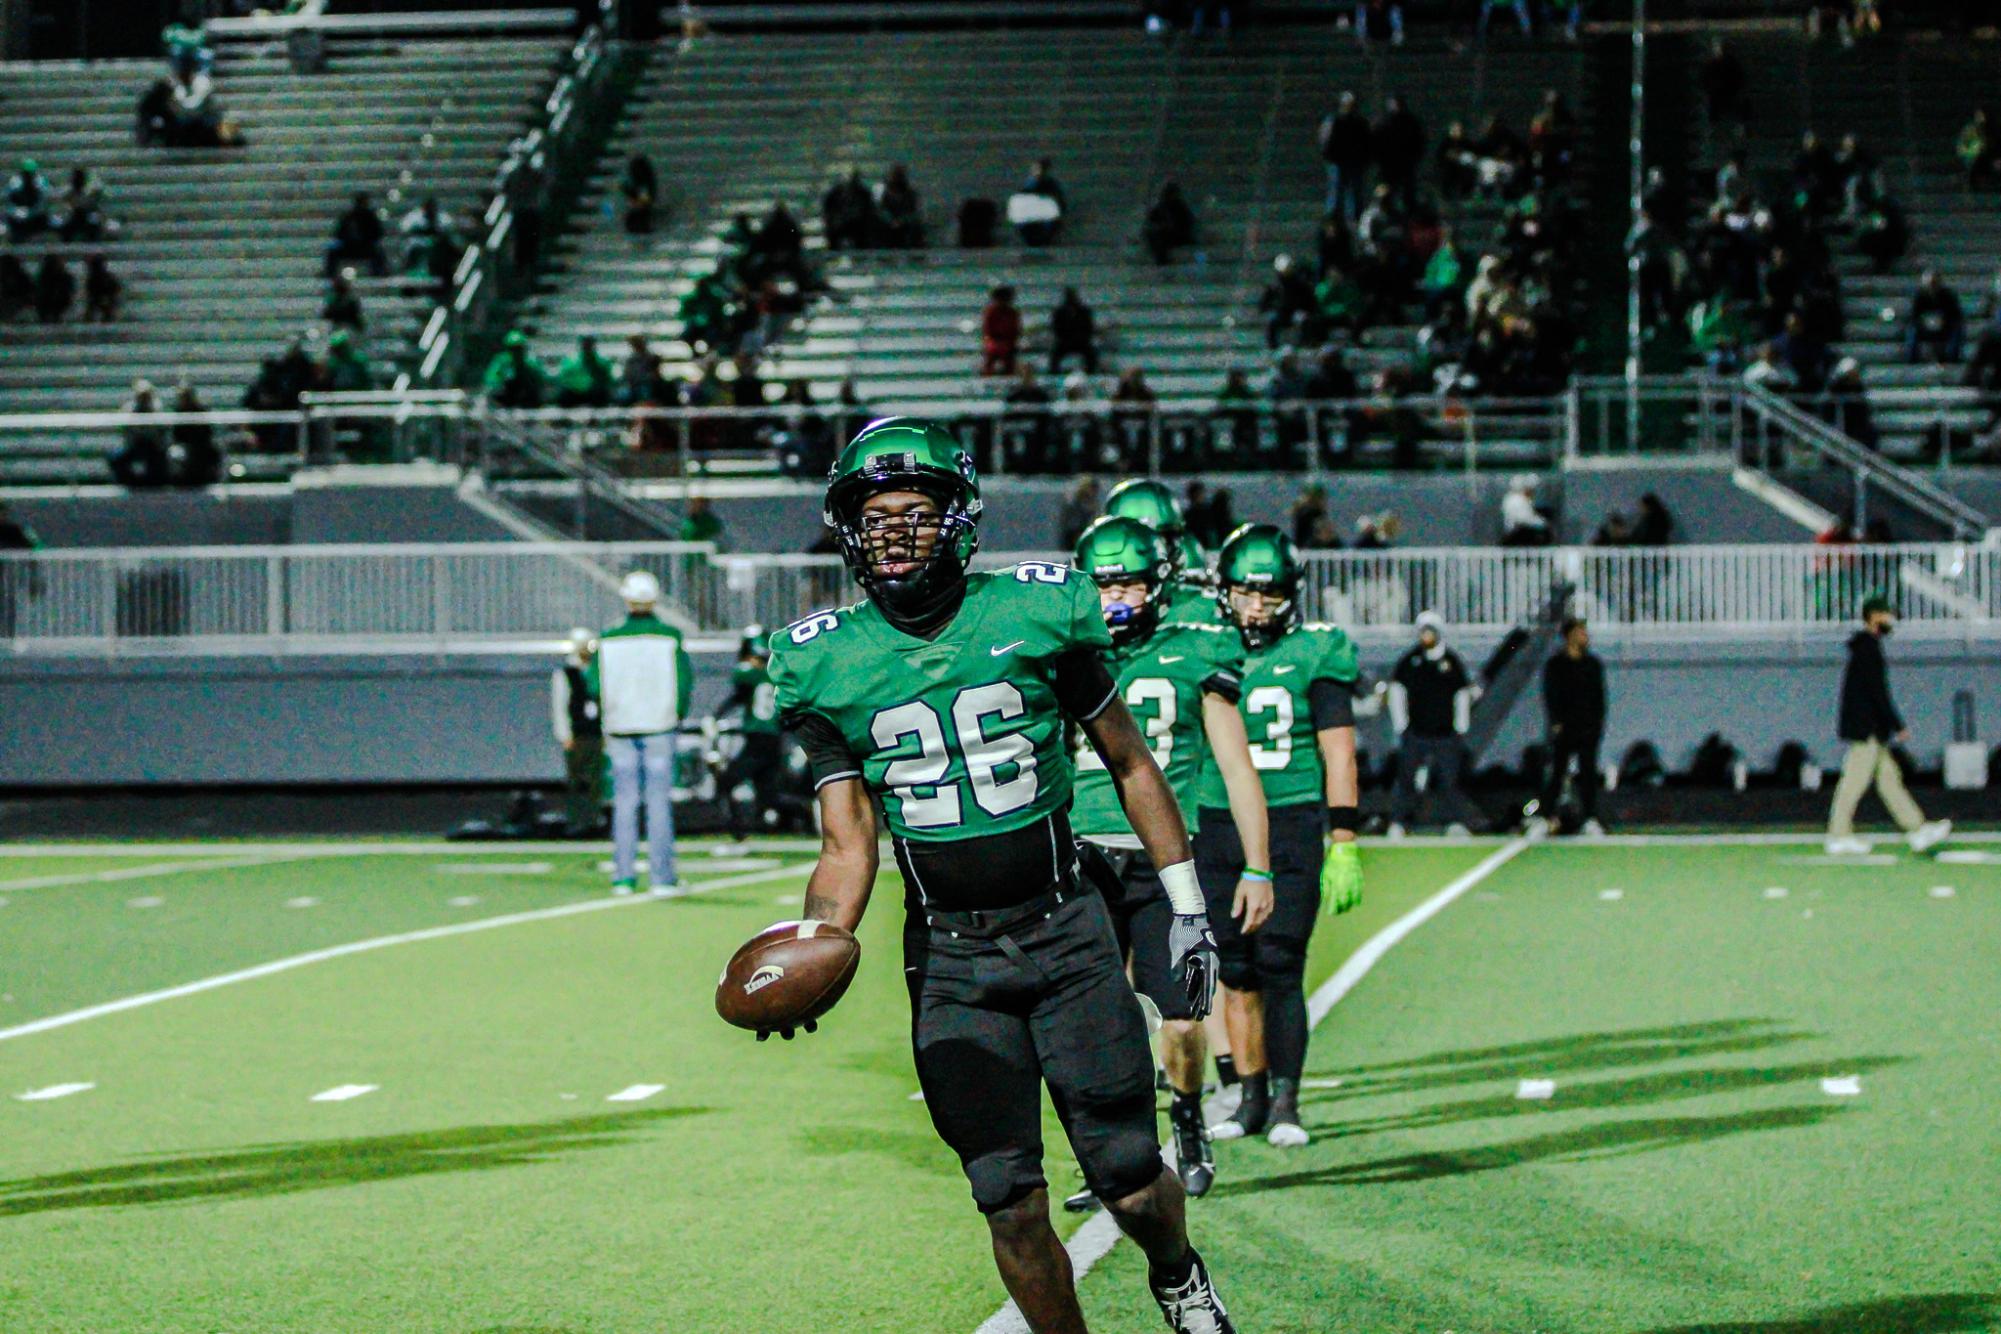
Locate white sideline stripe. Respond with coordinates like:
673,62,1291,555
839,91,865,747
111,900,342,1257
0,854,307,893
0,863,809,1046
311,1084,377,1103
975,838,1532,1334
0,838,833,857
15,1082,94,1101
606,1083,665,1103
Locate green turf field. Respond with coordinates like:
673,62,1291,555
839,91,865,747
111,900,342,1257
2,835,1997,1333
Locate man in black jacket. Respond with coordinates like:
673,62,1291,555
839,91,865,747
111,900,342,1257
1826,597,1951,855
1319,91,1373,222
1536,617,1607,834
1387,611,1483,836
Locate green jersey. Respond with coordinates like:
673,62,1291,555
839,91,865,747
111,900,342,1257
1198,622,1359,810
1070,621,1243,840
768,561,1111,843
1165,580,1230,813
733,662,782,736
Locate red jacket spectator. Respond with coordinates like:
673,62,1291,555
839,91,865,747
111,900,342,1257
980,285,1021,376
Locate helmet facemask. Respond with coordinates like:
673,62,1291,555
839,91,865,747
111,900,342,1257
1224,576,1300,650
1094,573,1167,647
830,479,979,633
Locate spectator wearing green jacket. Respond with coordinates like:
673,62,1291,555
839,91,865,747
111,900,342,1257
324,330,374,392
484,330,548,408
555,335,615,409
678,495,724,546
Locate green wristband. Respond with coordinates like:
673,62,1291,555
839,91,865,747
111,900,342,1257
1242,868,1273,882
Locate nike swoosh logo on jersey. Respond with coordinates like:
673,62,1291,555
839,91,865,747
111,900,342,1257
991,640,1026,656
1158,655,1185,663
1273,665,1297,674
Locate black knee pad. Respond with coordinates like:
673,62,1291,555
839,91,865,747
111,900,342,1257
1252,933,1309,989
966,1146,1048,1216
1077,1096,1168,1203
1217,939,1260,992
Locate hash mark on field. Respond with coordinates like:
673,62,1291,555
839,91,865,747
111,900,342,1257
1516,1079,1557,1101
285,896,320,909
127,896,164,909
606,1084,664,1103
436,862,553,875
1762,886,1790,899
1597,888,1624,901
1300,1077,1345,1090
446,895,481,908
310,1084,378,1103
1821,1076,1862,1097
1781,854,1898,866
1937,850,2001,865
1929,885,1957,899
15,1082,94,1101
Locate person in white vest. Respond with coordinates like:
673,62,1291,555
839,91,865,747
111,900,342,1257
593,570,694,895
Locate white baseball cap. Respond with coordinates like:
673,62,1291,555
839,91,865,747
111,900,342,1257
619,570,661,606
1416,610,1447,636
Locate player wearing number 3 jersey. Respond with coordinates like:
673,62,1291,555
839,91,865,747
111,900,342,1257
766,419,1237,1334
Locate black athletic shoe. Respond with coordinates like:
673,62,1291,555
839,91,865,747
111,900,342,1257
1062,1187,1102,1214
1267,1076,1309,1148
1150,1249,1235,1334
1170,1096,1214,1198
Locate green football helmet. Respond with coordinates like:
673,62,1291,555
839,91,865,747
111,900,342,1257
1073,514,1173,646
1176,531,1214,588
1103,478,1185,539
824,417,982,630
1216,523,1303,650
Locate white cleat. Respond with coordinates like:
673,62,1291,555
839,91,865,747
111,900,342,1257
1909,820,1953,854
1823,837,1872,856
1207,1119,1249,1142
1267,1121,1311,1148
1385,822,1409,841
1446,822,1472,838
1581,819,1607,838
648,883,681,898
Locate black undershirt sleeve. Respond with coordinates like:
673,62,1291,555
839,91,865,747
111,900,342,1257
1051,646,1118,722
783,709,862,789
1200,669,1243,704
1310,677,1355,730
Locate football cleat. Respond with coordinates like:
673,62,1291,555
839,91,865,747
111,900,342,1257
1150,1250,1235,1334
1062,1187,1102,1214
1266,1077,1310,1148
1824,837,1871,856
1909,820,1952,854
1171,1097,1214,1197
611,878,638,896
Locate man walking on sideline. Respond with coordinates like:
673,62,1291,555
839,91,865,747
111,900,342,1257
595,571,695,894
550,628,605,835
1826,597,1952,856
1387,611,1483,837
1534,617,1607,836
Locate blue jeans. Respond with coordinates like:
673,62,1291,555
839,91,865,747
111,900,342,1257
609,732,677,887
1478,0,1531,36
1325,164,1365,220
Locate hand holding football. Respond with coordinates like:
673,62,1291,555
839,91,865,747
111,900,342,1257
715,920,861,1039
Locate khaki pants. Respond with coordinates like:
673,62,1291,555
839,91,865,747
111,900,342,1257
1826,740,1925,838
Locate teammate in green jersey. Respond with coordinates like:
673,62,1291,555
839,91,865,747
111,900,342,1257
1067,515,1272,1202
1198,524,1365,1149
713,626,792,845
766,421,1237,1334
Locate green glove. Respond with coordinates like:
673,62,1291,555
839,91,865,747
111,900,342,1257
1321,840,1363,916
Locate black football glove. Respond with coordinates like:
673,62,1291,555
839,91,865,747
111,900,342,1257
1167,912,1219,1021
753,1018,819,1042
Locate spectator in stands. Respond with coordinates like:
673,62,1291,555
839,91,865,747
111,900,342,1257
1537,617,1606,836
322,268,365,334
1373,95,1425,213
1633,492,1674,546
169,381,221,487
1354,510,1400,549
1057,477,1101,549
1110,367,1156,455
1015,159,1066,247
5,158,51,241
876,165,923,248
1471,116,1529,199
1142,181,1195,265
622,154,659,235
1855,191,1909,274
32,255,74,324
1547,0,1584,42
484,331,548,408
556,336,617,409
1476,0,1532,41
1529,91,1578,186
1318,92,1372,221
1048,287,1099,375
0,254,31,322
1826,596,1951,857
1792,130,1843,221
679,495,724,547
1354,0,1405,47
1291,483,1330,548
56,167,109,243
980,285,1022,376
399,197,457,273
111,380,170,488
1701,40,1752,139
169,65,223,146
137,78,176,147
323,330,375,393
1833,133,1881,223
1776,312,1833,392
1387,612,1481,837
1499,475,1551,547
0,502,42,641
822,168,876,251
1260,254,1316,350
83,254,121,323
1906,269,1966,364
327,193,387,278
1957,109,1996,191
1822,357,1879,449
619,334,668,406
1436,121,1477,202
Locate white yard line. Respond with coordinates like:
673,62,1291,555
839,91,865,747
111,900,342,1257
0,863,811,1046
974,838,1532,1334
0,837,833,858
0,854,316,894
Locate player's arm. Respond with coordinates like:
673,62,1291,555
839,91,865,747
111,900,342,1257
1313,678,1364,915
1201,692,1274,935
801,776,877,933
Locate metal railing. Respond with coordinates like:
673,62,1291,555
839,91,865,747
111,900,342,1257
4,541,1993,658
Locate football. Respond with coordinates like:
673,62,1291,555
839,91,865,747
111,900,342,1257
715,920,862,1037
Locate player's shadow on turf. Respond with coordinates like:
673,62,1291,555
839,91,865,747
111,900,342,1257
1317,1020,1816,1103
1211,1105,1845,1196
0,1107,704,1218
1631,1292,2001,1333
1315,1054,1905,1138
